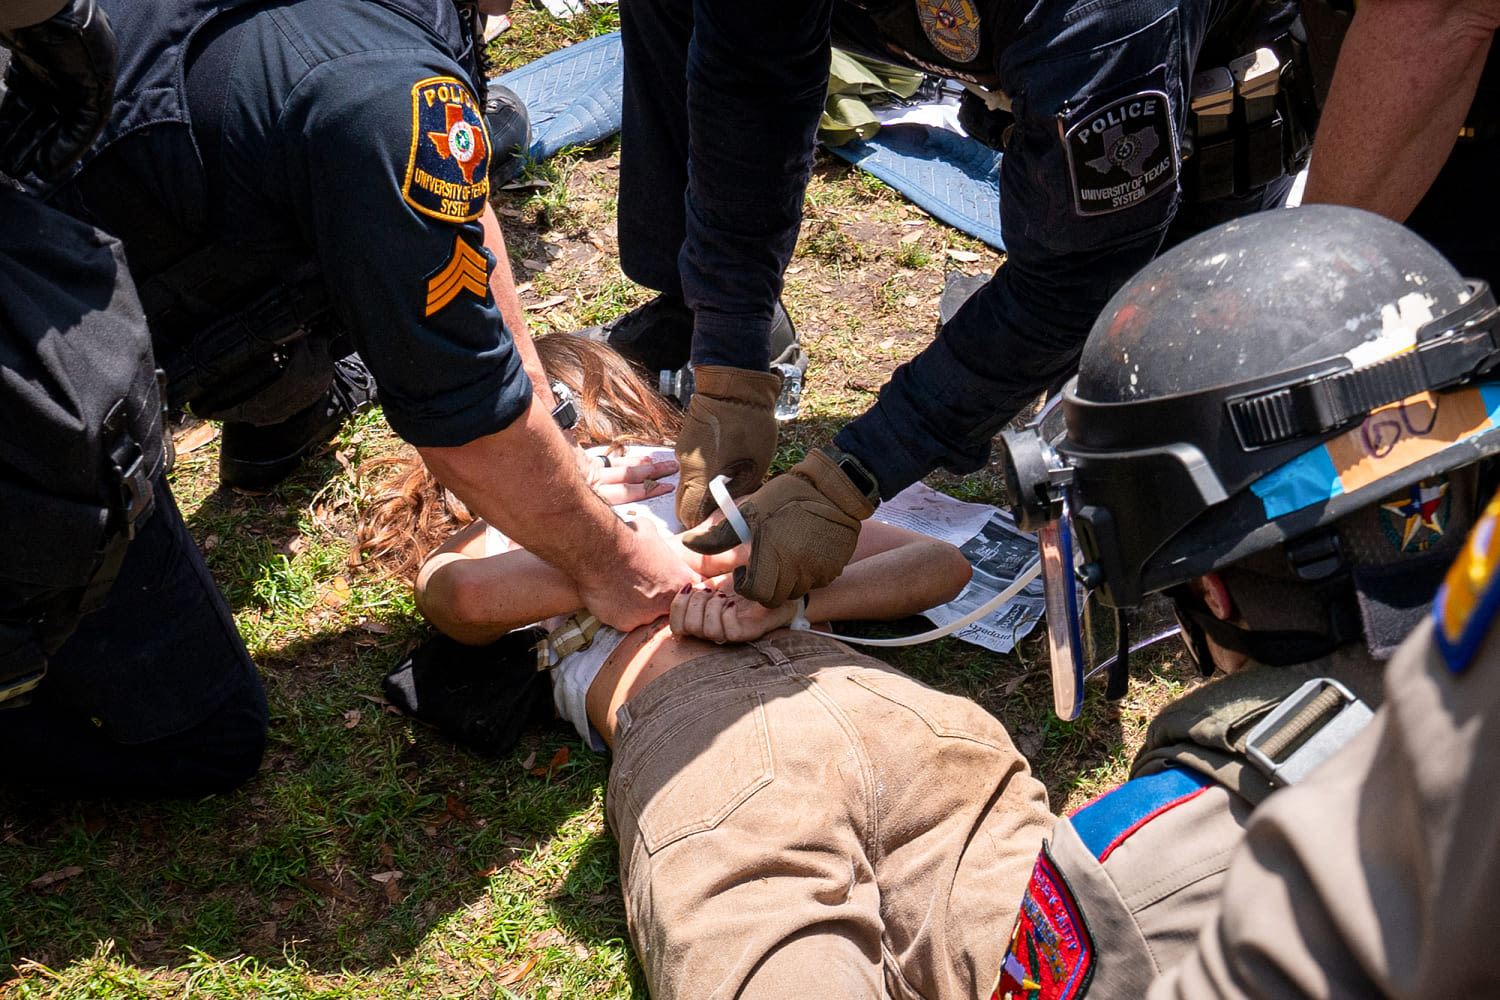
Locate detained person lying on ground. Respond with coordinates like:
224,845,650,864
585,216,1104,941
352,330,974,696
352,335,1059,1000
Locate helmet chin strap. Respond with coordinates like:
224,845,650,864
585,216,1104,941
1166,584,1362,669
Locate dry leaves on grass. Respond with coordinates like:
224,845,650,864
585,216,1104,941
29,865,83,889
370,870,404,904
530,747,569,778
320,576,351,607
173,420,219,454
494,955,538,987
294,875,357,904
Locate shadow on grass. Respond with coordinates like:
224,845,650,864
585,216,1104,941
0,621,620,978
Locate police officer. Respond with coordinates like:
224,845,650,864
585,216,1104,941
1302,0,1500,286
1148,496,1500,999
1,0,268,797
988,204,1500,997
1140,30,1500,973
613,0,1341,606
40,0,699,631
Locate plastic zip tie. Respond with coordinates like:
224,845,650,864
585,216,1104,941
710,474,752,544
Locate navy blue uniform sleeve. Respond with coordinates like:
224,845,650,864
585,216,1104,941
838,2,1197,498
280,49,530,448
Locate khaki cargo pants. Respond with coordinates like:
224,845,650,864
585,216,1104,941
606,631,1054,999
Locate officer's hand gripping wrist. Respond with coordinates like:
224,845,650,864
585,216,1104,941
674,365,782,528
0,0,118,181
681,446,878,608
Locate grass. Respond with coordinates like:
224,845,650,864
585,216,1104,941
0,6,1197,997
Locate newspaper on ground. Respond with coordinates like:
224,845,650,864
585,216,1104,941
873,481,1044,654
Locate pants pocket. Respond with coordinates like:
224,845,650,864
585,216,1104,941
616,687,776,854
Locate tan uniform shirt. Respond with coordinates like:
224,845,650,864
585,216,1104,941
994,659,1385,1000
993,773,1255,999
1150,524,1500,997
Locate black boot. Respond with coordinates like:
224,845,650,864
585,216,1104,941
582,293,804,379
485,83,531,187
218,353,377,491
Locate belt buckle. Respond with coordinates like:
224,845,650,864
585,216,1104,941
1244,676,1373,787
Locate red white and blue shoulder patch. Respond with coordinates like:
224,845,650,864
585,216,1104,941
992,844,1094,1000
403,76,490,223
1435,490,1500,673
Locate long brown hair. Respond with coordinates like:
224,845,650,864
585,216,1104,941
351,332,681,580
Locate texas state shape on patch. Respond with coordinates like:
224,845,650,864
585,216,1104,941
404,76,491,223
1063,89,1177,217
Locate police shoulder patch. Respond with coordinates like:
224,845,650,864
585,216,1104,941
993,843,1094,1000
1062,90,1178,217
915,0,981,63
404,76,491,223
1435,490,1500,673
425,234,493,316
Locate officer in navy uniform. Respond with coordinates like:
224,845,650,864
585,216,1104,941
987,205,1500,998
41,0,700,632
609,0,1345,608
1,0,268,798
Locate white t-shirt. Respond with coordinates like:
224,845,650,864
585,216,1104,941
484,445,681,749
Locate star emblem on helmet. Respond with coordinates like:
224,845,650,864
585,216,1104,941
1381,478,1450,550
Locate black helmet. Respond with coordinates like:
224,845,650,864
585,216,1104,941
1001,206,1500,714
1006,205,1500,607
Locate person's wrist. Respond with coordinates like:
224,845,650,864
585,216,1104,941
692,365,781,409
815,444,881,508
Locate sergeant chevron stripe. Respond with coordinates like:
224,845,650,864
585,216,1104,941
425,235,491,316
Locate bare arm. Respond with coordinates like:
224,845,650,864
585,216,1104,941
669,519,973,643
478,205,677,504
414,509,746,644
1303,0,1500,220
414,510,968,645
479,205,555,410
416,395,700,634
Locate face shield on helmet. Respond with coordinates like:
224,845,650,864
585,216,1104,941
1000,206,1500,718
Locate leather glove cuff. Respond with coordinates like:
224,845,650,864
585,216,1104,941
796,448,876,521
692,364,782,408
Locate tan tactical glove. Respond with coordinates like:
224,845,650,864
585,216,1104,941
682,447,877,607
674,364,782,527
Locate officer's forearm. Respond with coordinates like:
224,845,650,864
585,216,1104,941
415,400,634,583
1303,0,1500,221
480,205,556,410
0,0,67,30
